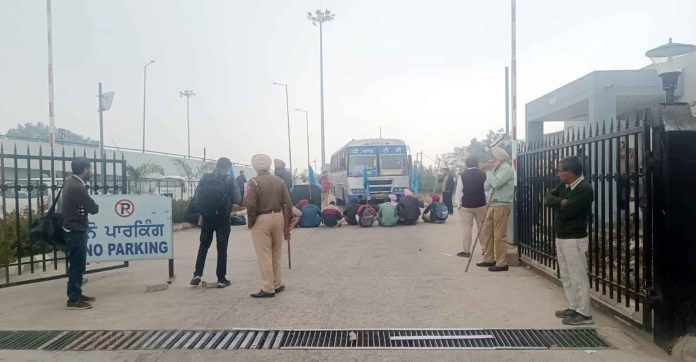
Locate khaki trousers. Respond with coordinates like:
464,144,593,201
321,192,329,207
556,237,591,317
482,205,511,266
251,213,285,293
459,206,487,253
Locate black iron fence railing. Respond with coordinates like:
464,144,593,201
517,113,653,329
0,144,129,288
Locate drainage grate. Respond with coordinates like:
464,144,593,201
281,329,610,350
0,329,610,351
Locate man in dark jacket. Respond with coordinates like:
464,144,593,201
236,170,247,201
190,157,241,288
273,159,293,190
544,156,594,326
441,168,456,215
62,158,99,310
454,157,487,257
343,199,360,225
397,189,421,225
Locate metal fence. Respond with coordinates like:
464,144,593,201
0,144,129,288
516,113,653,329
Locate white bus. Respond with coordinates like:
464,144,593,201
329,138,412,204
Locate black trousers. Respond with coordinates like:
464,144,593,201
443,191,454,214
194,215,231,282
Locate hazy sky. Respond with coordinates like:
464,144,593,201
1,0,695,168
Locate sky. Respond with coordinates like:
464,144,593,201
1,0,695,169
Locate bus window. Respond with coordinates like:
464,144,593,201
349,154,377,176
379,154,407,176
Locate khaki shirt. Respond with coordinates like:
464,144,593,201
244,171,293,228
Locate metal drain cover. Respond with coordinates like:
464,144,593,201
0,328,610,351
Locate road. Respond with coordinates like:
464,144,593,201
0,213,668,361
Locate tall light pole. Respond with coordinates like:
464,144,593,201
295,108,310,170
142,60,155,153
46,0,56,148
295,108,312,199
273,82,293,174
306,9,334,172
179,90,195,158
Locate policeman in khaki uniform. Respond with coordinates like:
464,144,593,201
244,154,294,298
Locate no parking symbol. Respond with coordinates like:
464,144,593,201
114,199,135,217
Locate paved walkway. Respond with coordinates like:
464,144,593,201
0,212,668,361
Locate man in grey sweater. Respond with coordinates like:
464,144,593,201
62,158,99,310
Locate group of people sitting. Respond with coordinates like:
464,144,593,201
292,189,450,229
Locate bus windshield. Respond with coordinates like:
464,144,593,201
349,154,377,176
379,154,407,176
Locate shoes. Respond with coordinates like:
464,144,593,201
488,265,509,272
80,295,96,302
555,309,576,318
250,290,275,298
562,314,594,325
66,300,93,310
476,261,495,267
456,251,471,258
190,276,201,286
275,285,286,294
217,279,232,288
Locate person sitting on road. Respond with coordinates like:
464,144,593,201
378,194,399,227
290,205,302,229
343,199,360,225
298,199,321,228
321,201,344,227
357,202,378,227
397,189,421,225
422,194,449,224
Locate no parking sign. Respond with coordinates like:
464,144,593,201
86,195,173,262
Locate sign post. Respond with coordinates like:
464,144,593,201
87,195,175,283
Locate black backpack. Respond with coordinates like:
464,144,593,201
359,206,377,227
195,173,229,217
30,189,65,249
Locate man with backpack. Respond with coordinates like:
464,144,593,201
190,157,241,288
357,202,378,227
422,194,448,223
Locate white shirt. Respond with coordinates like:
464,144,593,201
454,167,479,208
567,175,584,191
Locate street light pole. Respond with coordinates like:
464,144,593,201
307,9,334,172
295,108,311,199
142,60,155,153
179,90,195,158
295,108,310,170
273,82,293,174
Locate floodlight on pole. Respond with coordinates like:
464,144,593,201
179,90,195,158
306,8,335,172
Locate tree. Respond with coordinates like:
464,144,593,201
6,122,98,145
126,162,164,194
417,165,438,194
438,128,508,172
172,159,214,180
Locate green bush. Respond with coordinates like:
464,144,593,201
172,199,192,224
0,210,52,267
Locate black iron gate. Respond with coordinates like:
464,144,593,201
516,113,653,329
0,143,129,288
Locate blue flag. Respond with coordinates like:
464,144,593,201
410,162,419,193
363,166,370,199
308,165,322,189
228,165,236,180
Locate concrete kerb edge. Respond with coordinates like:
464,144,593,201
519,258,652,341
